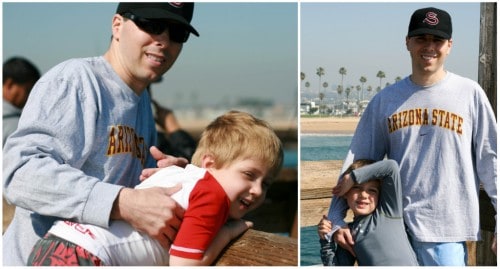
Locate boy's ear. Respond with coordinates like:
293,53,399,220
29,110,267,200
201,154,216,168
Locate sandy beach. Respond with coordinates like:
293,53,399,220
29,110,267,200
300,116,360,134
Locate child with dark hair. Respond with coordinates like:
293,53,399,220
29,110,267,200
318,159,418,266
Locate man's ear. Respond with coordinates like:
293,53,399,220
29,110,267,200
111,14,123,41
201,154,216,169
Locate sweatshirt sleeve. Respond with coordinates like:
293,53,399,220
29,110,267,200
2,60,122,228
351,159,402,217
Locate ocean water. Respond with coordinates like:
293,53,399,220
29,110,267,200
300,134,352,161
300,134,352,266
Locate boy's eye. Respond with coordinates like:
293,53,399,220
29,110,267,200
262,180,272,190
368,188,379,194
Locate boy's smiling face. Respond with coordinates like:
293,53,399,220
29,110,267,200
206,157,272,219
345,180,380,216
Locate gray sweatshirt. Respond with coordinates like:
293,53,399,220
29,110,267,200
3,56,157,265
328,72,497,243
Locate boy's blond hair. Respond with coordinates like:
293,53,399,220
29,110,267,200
191,110,284,180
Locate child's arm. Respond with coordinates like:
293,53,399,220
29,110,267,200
169,220,253,266
332,173,355,197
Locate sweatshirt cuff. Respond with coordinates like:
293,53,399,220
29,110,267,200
82,181,123,228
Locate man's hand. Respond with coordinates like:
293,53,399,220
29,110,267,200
317,215,332,240
150,146,189,168
140,146,189,181
334,226,356,257
332,173,354,197
111,186,185,249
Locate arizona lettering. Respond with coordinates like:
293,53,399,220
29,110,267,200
106,125,147,166
387,108,463,135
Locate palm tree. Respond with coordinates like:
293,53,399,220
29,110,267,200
359,76,367,100
367,85,373,99
337,85,343,112
345,87,351,106
319,92,325,102
395,76,402,83
305,81,310,102
339,67,347,92
316,67,325,104
336,85,343,98
356,85,361,102
300,72,306,101
376,70,386,89
321,82,328,114
322,82,329,95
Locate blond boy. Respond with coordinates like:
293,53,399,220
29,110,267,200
28,111,283,266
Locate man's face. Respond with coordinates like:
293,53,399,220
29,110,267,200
406,34,452,75
3,79,35,109
112,14,183,90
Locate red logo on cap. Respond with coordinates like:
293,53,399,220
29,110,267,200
423,12,439,26
169,3,184,8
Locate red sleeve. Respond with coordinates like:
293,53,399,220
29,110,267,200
169,172,230,260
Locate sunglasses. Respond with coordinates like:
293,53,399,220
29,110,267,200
121,13,190,43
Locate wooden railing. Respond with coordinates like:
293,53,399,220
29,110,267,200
214,229,298,265
301,188,497,266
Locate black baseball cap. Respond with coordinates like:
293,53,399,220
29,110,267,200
116,2,199,37
408,7,452,40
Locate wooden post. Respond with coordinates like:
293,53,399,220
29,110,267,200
478,2,496,115
214,229,298,266
473,3,497,266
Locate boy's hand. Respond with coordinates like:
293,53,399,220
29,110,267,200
223,219,254,241
334,226,356,257
317,215,332,239
332,173,354,197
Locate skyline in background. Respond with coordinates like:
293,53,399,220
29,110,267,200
3,2,298,112
301,2,481,98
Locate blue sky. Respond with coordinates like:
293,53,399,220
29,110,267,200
1,2,487,108
2,2,298,108
301,2,481,96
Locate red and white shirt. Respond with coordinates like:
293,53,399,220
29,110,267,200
48,165,230,265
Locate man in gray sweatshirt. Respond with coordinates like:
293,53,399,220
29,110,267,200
327,7,496,266
3,3,200,265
